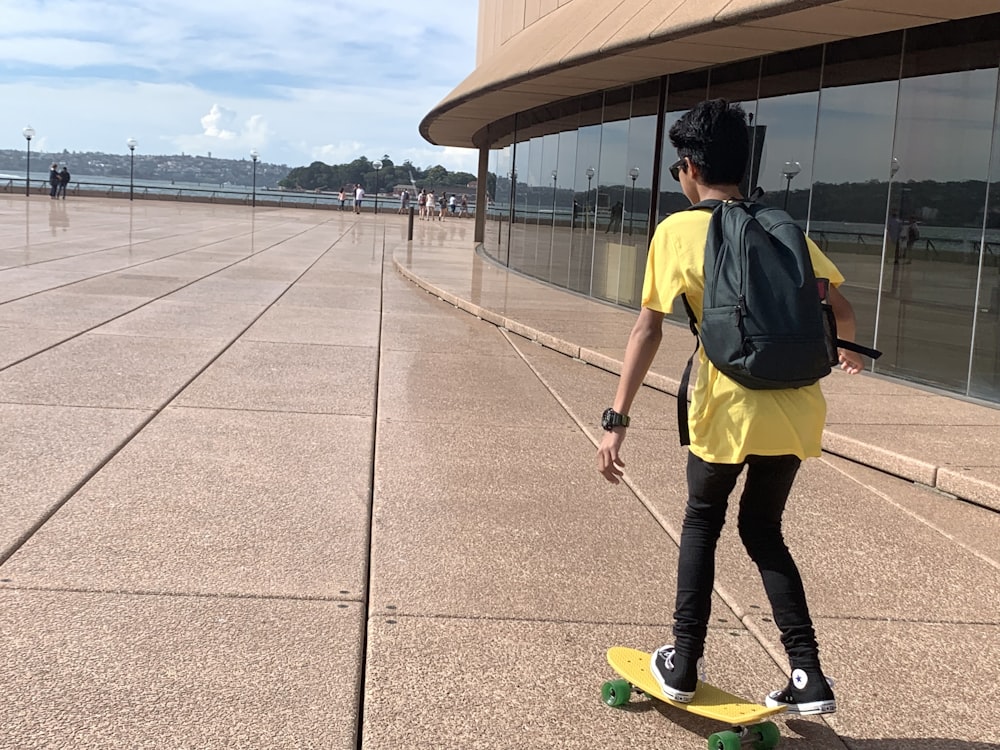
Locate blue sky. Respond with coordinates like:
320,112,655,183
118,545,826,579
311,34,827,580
1,0,480,171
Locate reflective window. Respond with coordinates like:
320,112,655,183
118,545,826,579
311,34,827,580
570,116,602,294
875,23,1000,390
812,32,903,352
552,127,579,289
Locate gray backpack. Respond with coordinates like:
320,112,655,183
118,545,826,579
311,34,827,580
677,199,879,445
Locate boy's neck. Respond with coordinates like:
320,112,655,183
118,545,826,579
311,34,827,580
695,183,743,202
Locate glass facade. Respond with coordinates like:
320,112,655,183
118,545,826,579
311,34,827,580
483,14,1000,404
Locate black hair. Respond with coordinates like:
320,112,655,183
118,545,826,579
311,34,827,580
668,99,749,186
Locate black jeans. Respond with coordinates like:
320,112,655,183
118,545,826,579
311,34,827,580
673,452,821,672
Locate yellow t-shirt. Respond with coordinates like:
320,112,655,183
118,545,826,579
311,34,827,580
642,208,845,464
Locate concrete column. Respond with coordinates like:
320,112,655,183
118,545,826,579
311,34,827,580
474,147,490,244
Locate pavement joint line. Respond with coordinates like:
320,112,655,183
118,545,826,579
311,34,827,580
0,222,326,375
0,225,355,569
355,225,387,750
0,583,365,605
169,403,374,418
367,610,678,629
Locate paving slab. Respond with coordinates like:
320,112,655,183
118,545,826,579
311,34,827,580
0,332,225,409
1,407,372,599
371,419,728,625
0,403,151,557
362,616,847,750
95,299,266,341
245,305,382,348
0,589,363,750
176,340,378,415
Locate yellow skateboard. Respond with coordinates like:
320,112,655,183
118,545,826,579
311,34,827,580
603,646,786,750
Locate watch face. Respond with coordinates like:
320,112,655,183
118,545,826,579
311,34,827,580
602,408,616,430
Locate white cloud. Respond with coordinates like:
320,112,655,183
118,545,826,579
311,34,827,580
200,104,238,140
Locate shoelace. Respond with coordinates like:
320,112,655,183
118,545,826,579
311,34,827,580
658,647,708,682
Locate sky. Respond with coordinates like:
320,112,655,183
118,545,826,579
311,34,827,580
1,0,481,172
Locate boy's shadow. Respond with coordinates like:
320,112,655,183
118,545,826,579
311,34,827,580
624,701,995,749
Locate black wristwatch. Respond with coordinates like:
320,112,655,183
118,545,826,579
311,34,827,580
601,407,630,431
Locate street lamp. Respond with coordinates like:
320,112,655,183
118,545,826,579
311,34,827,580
22,126,35,196
250,149,259,208
372,160,382,215
890,157,900,179
781,161,801,211
585,166,595,230
628,166,640,235
127,138,137,200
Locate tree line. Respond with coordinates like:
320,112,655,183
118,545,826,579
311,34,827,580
279,155,477,194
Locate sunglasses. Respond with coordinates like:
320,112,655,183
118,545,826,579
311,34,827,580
669,157,687,182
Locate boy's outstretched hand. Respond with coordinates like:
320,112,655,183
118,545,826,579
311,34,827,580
838,347,864,375
597,428,627,484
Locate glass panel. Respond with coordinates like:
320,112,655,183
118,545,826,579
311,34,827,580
509,138,531,272
752,48,823,220
811,31,904,353
570,116,603,295
973,44,1000,399
535,132,560,282
593,87,633,305
494,144,513,266
622,90,658,308
875,20,1000,391
552,127,579,289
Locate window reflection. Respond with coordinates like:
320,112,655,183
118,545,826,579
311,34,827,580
876,22,1000,390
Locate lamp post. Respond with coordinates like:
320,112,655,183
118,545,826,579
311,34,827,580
628,166,640,235
250,149,259,208
127,138,137,200
22,126,35,196
781,161,801,211
585,166,595,230
372,160,382,215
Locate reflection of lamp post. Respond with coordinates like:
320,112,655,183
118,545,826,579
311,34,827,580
373,160,382,215
250,149,259,208
127,138,137,201
23,126,35,196
585,166,595,230
551,169,558,222
628,166,639,235
781,161,801,211
890,157,900,179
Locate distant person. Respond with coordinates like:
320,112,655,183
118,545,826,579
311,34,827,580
903,216,919,264
605,200,624,233
354,183,365,214
417,189,427,218
399,189,410,214
48,163,60,199
437,193,446,221
338,187,346,211
58,166,71,199
449,193,457,216
425,190,436,221
459,194,469,218
887,209,902,262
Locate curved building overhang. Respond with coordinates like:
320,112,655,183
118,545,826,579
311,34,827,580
422,0,995,149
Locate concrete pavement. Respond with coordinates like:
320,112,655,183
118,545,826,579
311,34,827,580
1,196,997,749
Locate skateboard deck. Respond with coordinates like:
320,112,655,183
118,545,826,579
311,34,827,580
604,646,786,750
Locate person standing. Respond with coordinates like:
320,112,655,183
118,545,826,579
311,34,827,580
354,183,365,214
58,166,71,199
48,163,60,199
417,189,427,219
597,99,866,716
399,189,410,214
459,194,469,218
338,187,346,211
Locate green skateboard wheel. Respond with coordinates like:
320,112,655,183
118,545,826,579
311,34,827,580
755,720,781,749
707,730,742,750
601,678,631,707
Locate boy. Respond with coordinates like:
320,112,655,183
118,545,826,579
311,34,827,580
596,99,864,716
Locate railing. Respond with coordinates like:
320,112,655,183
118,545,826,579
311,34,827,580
0,177,478,213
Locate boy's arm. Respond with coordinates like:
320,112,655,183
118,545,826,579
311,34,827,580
828,285,864,374
597,306,665,483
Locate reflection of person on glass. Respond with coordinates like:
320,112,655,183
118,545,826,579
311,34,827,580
605,200,624,233
902,216,919,264
887,209,902,263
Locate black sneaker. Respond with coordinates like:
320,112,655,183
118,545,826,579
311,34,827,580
650,644,704,703
765,669,836,715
